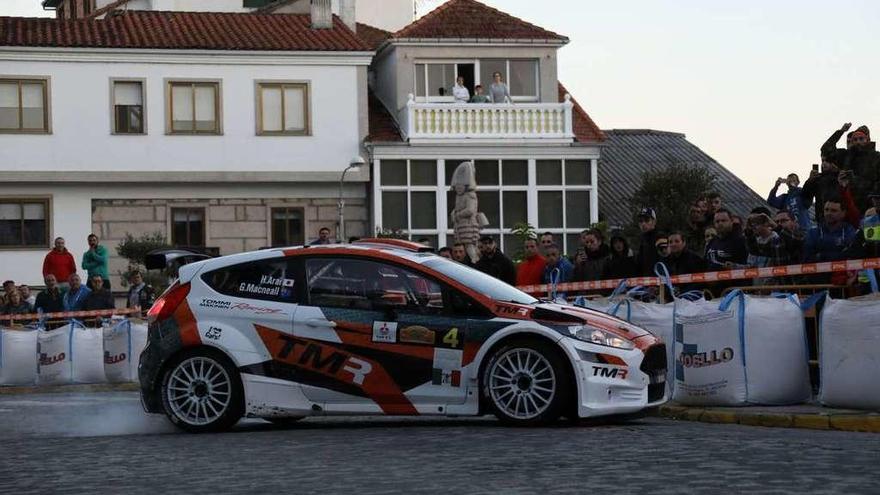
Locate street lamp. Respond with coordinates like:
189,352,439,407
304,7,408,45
338,156,365,243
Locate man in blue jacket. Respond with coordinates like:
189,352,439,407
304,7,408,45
768,173,811,231
804,197,858,263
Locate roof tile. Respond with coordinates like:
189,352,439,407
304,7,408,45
393,0,567,42
0,11,371,51
558,82,605,143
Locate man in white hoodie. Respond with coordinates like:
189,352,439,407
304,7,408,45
452,76,470,103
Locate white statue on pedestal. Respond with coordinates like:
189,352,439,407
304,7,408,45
450,161,488,263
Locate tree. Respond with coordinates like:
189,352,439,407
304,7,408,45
115,232,171,290
629,163,717,234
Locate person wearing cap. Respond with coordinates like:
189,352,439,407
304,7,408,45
634,207,660,277
821,123,880,211
767,173,811,232
474,236,517,286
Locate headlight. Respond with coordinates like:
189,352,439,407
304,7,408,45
570,325,635,350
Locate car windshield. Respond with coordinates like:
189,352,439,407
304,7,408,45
423,257,538,305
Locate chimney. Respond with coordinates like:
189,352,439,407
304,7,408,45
339,0,357,32
310,0,333,30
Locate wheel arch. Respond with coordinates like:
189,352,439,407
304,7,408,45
474,326,579,417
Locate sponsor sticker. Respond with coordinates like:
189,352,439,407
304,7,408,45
372,321,398,343
199,298,231,309
432,348,463,387
399,325,435,345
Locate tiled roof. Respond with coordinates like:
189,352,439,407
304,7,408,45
367,91,403,143
559,82,605,143
356,22,392,51
393,0,567,42
598,129,767,228
0,11,371,51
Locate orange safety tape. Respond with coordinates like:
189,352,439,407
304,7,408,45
0,307,141,323
517,257,880,295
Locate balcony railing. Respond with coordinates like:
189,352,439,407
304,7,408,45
403,94,574,143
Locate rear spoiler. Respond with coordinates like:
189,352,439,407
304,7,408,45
144,249,213,272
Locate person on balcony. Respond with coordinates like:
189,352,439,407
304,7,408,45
489,72,512,104
469,85,490,103
452,76,470,103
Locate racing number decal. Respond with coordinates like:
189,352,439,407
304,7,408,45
440,328,460,349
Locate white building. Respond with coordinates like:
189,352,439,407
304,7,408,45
2,0,604,287
364,0,605,254
0,6,374,286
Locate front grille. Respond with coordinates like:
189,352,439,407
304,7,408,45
640,344,667,402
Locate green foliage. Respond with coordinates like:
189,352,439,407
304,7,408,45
508,222,537,262
629,163,717,234
115,232,171,290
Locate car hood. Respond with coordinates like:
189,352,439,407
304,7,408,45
530,302,652,341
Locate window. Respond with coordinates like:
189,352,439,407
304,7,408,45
111,80,145,134
414,60,538,101
271,207,304,247
376,158,596,256
0,198,49,248
257,82,310,136
202,258,299,303
167,81,220,134
0,78,49,133
171,208,205,247
306,258,446,315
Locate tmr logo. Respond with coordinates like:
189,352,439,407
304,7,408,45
276,335,372,386
591,366,628,380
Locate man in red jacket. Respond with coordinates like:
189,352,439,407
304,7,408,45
516,238,546,286
42,237,76,288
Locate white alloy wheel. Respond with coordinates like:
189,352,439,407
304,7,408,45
488,347,557,420
165,356,233,427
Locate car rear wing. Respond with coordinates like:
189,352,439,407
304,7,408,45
144,249,213,272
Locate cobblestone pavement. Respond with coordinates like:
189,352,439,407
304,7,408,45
0,392,877,494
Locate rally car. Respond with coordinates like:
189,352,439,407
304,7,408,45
139,239,667,433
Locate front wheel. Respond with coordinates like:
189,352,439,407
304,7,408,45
482,339,571,426
161,350,244,433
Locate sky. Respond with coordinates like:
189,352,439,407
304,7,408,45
4,0,879,194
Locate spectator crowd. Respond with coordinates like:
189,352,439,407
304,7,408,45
4,122,878,312
1,233,155,323
453,123,880,298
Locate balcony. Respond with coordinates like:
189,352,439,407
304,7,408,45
402,94,575,144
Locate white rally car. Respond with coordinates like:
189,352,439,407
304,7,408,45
139,239,667,432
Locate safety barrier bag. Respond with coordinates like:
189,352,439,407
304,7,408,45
72,322,106,384
0,328,38,386
673,292,811,406
37,324,75,385
103,319,148,383
819,295,880,410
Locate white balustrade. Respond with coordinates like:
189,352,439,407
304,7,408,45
404,94,575,142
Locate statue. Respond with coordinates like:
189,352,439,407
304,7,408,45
450,161,488,263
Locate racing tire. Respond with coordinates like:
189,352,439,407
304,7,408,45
482,339,571,426
160,349,245,433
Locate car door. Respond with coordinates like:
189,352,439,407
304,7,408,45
197,256,300,367
293,256,470,411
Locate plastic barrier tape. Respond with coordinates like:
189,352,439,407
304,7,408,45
517,258,880,294
0,308,140,323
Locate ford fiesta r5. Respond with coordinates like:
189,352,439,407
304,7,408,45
138,239,667,433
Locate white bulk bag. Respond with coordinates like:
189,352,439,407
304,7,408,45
37,325,74,385
103,319,148,383
72,322,106,384
819,295,880,410
742,296,811,405
672,297,747,406
0,328,38,386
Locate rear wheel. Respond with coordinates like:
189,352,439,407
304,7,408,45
482,339,571,426
161,350,244,433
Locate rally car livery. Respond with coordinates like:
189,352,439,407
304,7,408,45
139,239,667,432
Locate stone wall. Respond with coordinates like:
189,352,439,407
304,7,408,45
92,196,368,287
